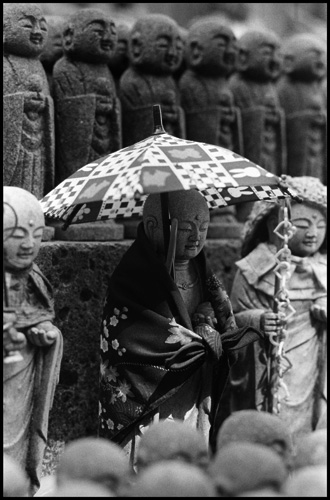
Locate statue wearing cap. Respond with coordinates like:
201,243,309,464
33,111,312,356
228,176,327,441
3,186,63,495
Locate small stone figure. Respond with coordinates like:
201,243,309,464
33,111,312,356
228,176,327,442
98,189,261,466
126,460,217,497
3,3,55,199
3,186,63,496
39,15,65,95
215,409,293,471
119,14,185,146
277,33,327,184
55,437,131,496
179,19,242,153
107,21,131,92
208,442,288,496
135,419,209,472
52,8,121,184
228,30,285,177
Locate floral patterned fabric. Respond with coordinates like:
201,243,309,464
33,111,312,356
98,222,262,445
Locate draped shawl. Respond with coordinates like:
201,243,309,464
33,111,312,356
98,223,261,444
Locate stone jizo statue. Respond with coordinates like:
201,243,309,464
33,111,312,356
179,19,242,153
228,176,327,442
52,8,121,183
3,186,63,495
119,14,185,145
277,33,327,184
107,21,131,92
229,30,285,177
98,189,261,466
3,3,55,199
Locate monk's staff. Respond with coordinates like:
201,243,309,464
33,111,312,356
266,198,296,414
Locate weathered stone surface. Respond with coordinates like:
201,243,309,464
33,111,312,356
42,226,55,241
40,15,65,95
36,237,241,442
119,14,185,145
179,19,241,153
276,33,327,183
52,8,121,184
228,30,285,177
54,221,124,241
3,3,55,199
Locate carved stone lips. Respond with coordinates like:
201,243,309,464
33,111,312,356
30,34,43,44
101,41,112,50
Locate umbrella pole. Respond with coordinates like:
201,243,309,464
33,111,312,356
160,192,178,278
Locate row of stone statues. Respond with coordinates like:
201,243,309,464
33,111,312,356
3,4,327,202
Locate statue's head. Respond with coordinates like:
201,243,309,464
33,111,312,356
186,19,237,77
128,14,183,75
4,187,45,271
281,33,326,82
143,189,210,261
3,3,48,58
62,9,117,64
241,176,327,258
107,22,131,78
136,419,209,472
237,30,282,82
39,15,65,69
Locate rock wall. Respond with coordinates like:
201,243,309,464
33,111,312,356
36,237,242,443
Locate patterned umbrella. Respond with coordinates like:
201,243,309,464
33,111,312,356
40,105,298,228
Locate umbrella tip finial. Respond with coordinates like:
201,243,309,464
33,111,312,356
153,104,166,135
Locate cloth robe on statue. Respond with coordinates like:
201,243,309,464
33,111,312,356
98,222,261,463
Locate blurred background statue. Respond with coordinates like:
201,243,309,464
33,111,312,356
39,14,65,95
107,21,131,93
3,186,63,496
119,14,185,146
277,33,327,185
180,18,242,153
52,8,121,184
3,3,55,199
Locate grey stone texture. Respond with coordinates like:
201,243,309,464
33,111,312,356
36,237,241,442
3,3,55,199
228,30,286,177
119,14,185,145
276,34,327,184
52,8,121,184
179,19,242,153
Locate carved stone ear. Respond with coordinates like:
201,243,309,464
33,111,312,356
63,23,74,51
237,48,249,72
144,215,159,240
282,54,295,74
130,32,143,62
189,41,203,66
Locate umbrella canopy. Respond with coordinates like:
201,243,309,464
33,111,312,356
40,105,298,227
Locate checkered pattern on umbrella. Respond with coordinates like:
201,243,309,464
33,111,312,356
40,132,291,224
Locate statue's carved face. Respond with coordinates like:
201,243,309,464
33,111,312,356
4,4,48,57
188,25,237,76
66,12,117,64
143,190,210,260
240,34,281,81
288,44,326,81
4,193,45,271
108,23,130,76
289,203,326,257
130,20,183,75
